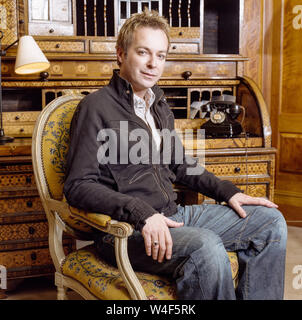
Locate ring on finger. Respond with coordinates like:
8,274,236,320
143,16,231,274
153,241,159,247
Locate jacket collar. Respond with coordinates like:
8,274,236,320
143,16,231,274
109,69,164,112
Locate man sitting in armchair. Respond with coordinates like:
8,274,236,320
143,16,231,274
63,9,287,300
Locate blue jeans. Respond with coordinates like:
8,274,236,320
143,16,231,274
98,204,287,300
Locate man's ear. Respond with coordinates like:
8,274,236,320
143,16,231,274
116,47,124,65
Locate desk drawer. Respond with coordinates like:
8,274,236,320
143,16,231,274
0,172,36,189
37,40,86,53
0,221,48,243
2,112,39,137
163,61,237,79
3,124,35,137
0,247,52,270
170,27,200,39
3,112,39,124
0,244,74,279
90,40,116,54
0,196,43,215
169,42,200,54
206,162,269,178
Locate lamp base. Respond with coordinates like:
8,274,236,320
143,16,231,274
0,129,14,145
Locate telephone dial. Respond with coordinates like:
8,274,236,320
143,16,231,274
191,94,245,138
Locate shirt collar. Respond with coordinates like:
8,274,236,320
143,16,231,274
133,88,155,111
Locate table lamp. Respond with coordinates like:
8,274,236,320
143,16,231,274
0,32,50,144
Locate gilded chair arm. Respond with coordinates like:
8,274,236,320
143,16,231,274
45,199,134,238
45,198,146,300
69,205,134,238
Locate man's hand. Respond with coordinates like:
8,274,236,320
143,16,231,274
141,213,183,263
228,192,278,218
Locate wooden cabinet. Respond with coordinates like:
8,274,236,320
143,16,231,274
0,139,74,294
203,150,275,203
27,0,74,36
176,148,276,206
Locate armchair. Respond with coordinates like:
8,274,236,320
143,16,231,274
32,94,239,300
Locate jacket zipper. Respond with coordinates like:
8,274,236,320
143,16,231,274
153,164,169,202
142,93,170,203
143,119,169,202
129,90,169,203
149,93,170,202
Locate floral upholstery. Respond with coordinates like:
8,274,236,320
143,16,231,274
62,246,239,300
42,100,75,200
40,95,239,300
41,97,97,234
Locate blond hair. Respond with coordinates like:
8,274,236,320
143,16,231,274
116,9,170,64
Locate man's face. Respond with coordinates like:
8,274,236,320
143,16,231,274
117,27,169,98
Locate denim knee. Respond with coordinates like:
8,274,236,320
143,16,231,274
175,228,234,300
245,206,288,248
260,207,287,241
176,227,227,261
269,207,287,246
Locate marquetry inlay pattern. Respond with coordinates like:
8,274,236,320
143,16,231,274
0,0,17,46
0,247,52,269
206,162,269,177
237,184,268,198
0,221,48,242
0,164,32,173
3,124,36,137
170,27,200,39
169,42,199,54
163,61,237,79
0,173,36,188
90,41,116,54
0,197,43,214
36,40,85,53
2,112,39,123
0,141,75,287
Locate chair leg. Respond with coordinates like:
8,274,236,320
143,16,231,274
57,285,68,300
55,272,68,300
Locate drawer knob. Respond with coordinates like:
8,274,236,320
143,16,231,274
49,28,54,33
182,71,192,80
172,45,177,50
178,32,183,36
28,226,35,235
15,115,20,120
20,128,24,133
31,252,37,261
55,43,60,49
234,167,241,173
26,200,33,208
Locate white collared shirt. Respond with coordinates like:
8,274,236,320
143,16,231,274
133,88,161,150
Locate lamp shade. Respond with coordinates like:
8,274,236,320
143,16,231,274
14,36,50,75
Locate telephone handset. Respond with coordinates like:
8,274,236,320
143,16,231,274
191,95,245,138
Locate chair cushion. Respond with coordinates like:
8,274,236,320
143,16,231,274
61,246,239,300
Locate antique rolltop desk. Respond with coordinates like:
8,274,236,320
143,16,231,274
0,0,275,290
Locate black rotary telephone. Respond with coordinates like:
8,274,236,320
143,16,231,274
194,95,245,138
